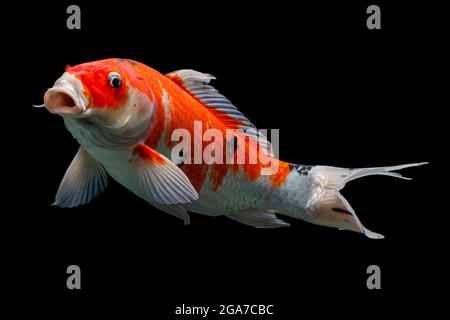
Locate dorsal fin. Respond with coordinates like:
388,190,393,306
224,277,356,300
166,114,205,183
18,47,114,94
166,69,273,156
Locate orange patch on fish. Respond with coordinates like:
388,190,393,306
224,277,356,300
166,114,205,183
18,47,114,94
270,161,292,188
134,144,166,165
180,164,208,192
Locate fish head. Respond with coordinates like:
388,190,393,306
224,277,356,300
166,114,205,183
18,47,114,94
43,59,155,144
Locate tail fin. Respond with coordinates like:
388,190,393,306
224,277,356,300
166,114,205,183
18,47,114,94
312,162,428,239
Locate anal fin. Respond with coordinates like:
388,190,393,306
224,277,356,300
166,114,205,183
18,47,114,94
153,204,191,225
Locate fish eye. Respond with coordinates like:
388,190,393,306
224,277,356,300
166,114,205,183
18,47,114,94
108,72,122,89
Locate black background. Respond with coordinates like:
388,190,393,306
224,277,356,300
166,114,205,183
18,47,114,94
16,0,447,318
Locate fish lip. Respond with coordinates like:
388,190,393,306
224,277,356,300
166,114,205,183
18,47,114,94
43,73,88,117
44,88,86,116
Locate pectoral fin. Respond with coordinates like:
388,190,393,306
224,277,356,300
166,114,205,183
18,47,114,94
116,144,199,206
53,147,108,207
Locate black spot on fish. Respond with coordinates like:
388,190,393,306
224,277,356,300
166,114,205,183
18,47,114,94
127,60,136,66
297,165,313,176
332,207,352,215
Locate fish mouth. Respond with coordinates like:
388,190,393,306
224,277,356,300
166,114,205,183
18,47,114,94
44,73,87,116
44,89,82,115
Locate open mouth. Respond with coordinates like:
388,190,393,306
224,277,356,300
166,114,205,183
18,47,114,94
43,73,87,116
44,89,85,116
46,91,76,108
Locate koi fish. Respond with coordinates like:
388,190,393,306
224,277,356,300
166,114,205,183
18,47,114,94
38,58,426,238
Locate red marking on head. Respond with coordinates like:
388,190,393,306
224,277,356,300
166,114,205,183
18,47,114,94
67,60,130,109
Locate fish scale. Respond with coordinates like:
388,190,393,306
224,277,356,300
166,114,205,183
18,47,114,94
184,167,272,215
